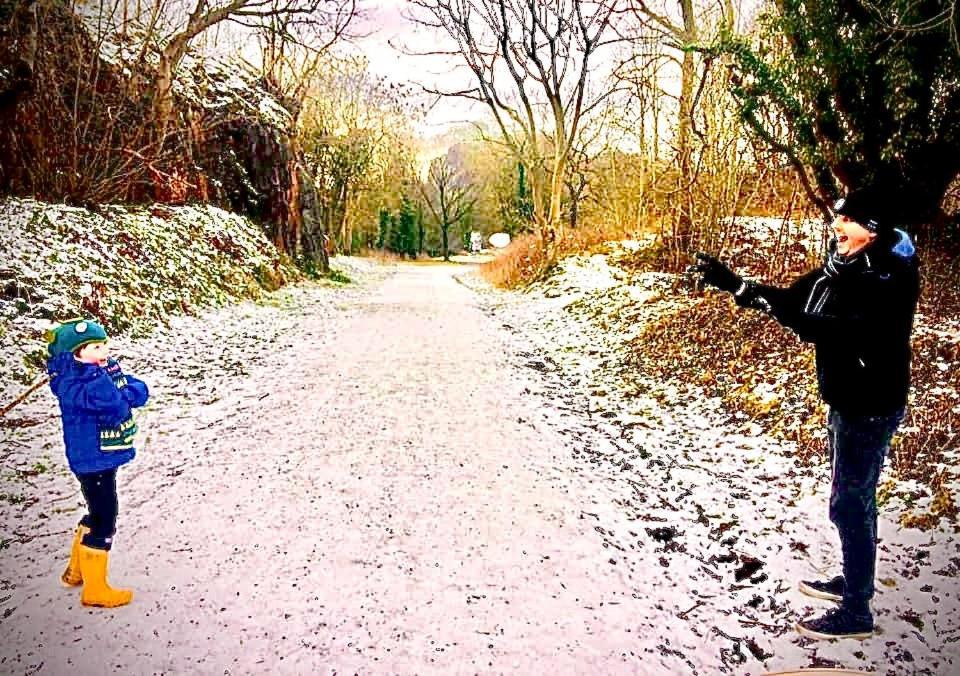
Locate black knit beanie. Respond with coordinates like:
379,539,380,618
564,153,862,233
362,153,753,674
832,187,889,233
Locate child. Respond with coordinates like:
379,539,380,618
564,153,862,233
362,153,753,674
45,318,149,608
691,186,919,639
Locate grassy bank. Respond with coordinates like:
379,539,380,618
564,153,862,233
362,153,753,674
0,198,301,402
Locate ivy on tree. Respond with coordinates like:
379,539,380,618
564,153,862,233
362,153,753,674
713,0,960,230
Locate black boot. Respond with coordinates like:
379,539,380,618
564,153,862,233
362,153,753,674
796,606,873,640
798,575,844,602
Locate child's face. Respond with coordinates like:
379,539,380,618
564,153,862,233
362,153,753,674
831,214,876,256
75,341,110,366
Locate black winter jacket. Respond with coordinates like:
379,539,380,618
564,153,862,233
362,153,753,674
736,230,920,416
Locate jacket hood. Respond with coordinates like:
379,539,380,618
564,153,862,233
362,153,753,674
855,228,916,273
47,352,76,378
890,228,916,261
47,353,99,396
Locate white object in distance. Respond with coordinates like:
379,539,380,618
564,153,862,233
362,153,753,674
488,232,511,249
470,231,483,253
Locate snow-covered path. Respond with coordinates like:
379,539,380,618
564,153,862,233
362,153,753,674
1,261,957,675
0,263,666,675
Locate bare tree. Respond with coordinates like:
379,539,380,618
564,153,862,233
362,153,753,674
624,0,735,241
146,0,358,137
419,155,476,261
409,0,623,266
1,0,180,202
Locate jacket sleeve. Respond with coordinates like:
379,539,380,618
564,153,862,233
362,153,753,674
740,267,910,344
121,375,150,408
734,269,822,340
65,375,132,421
780,271,914,344
105,358,149,407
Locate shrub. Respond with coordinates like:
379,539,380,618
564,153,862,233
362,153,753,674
481,220,641,288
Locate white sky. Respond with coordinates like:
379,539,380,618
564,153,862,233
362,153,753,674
351,0,486,137
85,0,759,145
347,0,743,142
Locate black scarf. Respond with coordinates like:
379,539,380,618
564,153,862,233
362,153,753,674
806,240,874,316
823,238,873,279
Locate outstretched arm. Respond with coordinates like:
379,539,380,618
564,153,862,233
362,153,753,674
744,271,910,345
693,252,865,344
692,252,810,320
734,269,822,339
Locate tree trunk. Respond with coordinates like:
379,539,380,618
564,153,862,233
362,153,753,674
674,0,698,256
154,44,184,142
336,179,350,253
442,224,449,262
543,152,567,266
569,182,579,229
287,168,300,256
343,193,355,256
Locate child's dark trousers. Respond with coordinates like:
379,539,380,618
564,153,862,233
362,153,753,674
76,469,119,551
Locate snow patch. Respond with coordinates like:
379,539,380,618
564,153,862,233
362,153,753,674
0,198,298,403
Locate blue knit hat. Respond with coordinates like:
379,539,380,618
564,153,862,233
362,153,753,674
45,319,108,357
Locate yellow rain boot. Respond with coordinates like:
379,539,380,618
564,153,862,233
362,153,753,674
78,545,133,608
60,525,90,587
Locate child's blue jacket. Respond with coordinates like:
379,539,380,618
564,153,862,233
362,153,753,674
47,353,149,475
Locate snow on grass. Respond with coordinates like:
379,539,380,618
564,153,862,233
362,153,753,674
327,254,389,281
88,20,293,129
0,198,300,403
723,216,828,255
460,231,960,673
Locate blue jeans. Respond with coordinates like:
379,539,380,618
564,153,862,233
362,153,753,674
828,408,904,617
76,469,119,551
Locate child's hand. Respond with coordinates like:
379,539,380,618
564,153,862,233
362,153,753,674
121,376,150,408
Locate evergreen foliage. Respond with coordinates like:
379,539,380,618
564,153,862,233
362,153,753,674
715,1,960,229
377,208,391,250
514,163,535,229
494,162,536,237
396,197,419,258
379,198,418,258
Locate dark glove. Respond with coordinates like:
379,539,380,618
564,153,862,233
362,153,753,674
689,252,743,294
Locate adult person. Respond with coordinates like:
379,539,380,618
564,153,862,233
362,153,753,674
690,187,920,640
